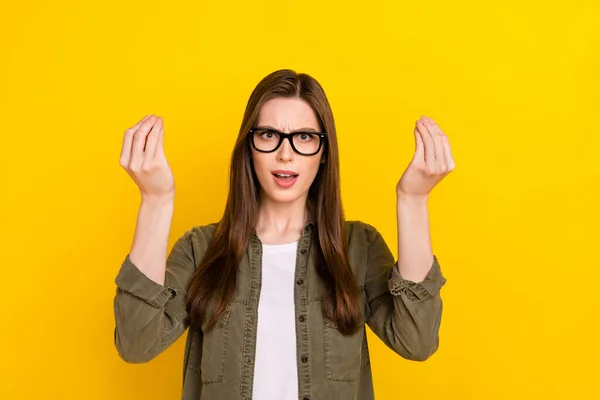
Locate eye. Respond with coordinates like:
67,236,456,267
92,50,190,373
297,133,315,141
256,129,276,139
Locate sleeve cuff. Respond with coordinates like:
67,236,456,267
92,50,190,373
115,254,178,308
387,255,447,301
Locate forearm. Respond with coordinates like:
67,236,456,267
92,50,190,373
396,194,434,283
364,220,446,361
128,194,175,286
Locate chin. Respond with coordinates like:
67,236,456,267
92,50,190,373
259,182,306,203
265,190,304,203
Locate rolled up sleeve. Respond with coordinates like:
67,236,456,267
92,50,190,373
115,254,179,308
363,223,447,361
387,256,446,302
113,230,196,363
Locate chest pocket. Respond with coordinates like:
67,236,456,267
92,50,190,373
197,302,232,384
322,287,367,382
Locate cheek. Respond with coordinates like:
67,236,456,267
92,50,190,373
251,153,265,172
302,160,322,185
252,155,272,183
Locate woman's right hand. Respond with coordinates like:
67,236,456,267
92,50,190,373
119,114,175,201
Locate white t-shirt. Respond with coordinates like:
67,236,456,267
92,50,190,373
252,240,299,400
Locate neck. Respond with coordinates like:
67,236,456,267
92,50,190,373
255,193,310,237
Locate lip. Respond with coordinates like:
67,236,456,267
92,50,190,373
271,170,299,176
272,173,299,188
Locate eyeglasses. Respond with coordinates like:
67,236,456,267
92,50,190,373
248,127,327,156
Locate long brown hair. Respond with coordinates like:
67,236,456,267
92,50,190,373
186,69,361,335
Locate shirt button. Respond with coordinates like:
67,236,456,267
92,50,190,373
299,315,306,322
301,355,308,363
296,279,304,285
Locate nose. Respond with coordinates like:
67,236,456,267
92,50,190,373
276,136,294,162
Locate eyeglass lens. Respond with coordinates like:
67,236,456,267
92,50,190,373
253,129,321,155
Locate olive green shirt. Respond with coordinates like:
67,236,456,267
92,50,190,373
113,220,447,400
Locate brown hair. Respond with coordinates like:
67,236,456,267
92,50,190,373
186,69,361,335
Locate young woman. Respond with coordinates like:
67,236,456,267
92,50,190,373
114,69,454,400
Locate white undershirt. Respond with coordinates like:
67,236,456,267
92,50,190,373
252,240,299,400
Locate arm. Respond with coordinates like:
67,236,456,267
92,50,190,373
363,217,446,361
113,197,196,363
396,195,433,283
129,195,175,286
365,115,454,360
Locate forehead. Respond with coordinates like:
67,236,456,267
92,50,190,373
257,97,320,130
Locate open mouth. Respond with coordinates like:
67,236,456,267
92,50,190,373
272,172,298,179
272,172,299,187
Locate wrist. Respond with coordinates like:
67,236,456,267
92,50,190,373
141,192,175,208
396,192,429,207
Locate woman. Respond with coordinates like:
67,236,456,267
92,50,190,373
114,69,454,400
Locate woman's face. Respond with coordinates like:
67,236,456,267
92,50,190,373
250,97,325,205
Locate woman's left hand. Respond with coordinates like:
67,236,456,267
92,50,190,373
396,116,456,199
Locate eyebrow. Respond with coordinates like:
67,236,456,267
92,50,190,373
256,125,319,133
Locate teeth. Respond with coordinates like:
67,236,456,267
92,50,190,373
275,173,294,177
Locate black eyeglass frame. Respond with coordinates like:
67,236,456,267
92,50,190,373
248,127,327,156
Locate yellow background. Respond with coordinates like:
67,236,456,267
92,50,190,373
1,0,598,399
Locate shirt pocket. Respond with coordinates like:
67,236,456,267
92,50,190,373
322,288,366,382
198,302,232,384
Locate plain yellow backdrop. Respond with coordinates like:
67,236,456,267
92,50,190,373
1,0,598,399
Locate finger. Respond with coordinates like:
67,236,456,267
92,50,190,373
155,119,165,161
130,116,159,169
426,117,452,171
422,117,445,167
426,118,454,166
416,119,435,165
120,115,152,166
414,126,424,162
442,136,455,170
143,117,163,166
131,114,153,132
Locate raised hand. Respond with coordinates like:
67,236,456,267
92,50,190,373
396,116,455,199
119,114,175,201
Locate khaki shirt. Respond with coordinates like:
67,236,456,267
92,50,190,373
113,220,447,400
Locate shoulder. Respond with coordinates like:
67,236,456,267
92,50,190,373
171,222,220,258
344,220,381,246
187,222,219,239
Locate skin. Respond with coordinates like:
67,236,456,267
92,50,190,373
249,95,458,278
251,97,326,245
119,107,456,284
395,116,456,282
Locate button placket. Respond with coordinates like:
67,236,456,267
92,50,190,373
295,225,312,399
239,237,262,398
